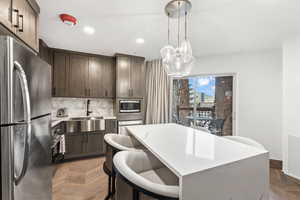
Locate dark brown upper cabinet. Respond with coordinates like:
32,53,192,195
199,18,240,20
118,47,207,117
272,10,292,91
52,51,69,97
23,0,38,50
102,57,116,98
116,54,145,98
0,0,39,51
68,54,89,97
0,0,12,28
130,56,145,98
88,56,115,98
51,49,116,98
88,56,103,98
116,55,131,98
38,39,53,65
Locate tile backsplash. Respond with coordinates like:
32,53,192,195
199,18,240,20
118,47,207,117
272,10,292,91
52,98,115,118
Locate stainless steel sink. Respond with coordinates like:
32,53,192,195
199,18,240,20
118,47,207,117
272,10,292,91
70,116,104,121
65,116,105,133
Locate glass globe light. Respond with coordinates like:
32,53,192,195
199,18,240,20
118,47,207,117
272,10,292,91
180,39,193,63
163,62,171,74
160,45,175,64
171,55,184,78
181,56,195,76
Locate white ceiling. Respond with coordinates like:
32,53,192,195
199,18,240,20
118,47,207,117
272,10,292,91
37,0,300,59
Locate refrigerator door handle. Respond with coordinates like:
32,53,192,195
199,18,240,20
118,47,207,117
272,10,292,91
13,61,32,185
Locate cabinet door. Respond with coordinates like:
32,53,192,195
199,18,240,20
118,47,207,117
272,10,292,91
65,134,85,158
105,120,118,133
13,0,38,51
53,52,69,97
39,39,52,65
0,0,12,28
23,1,38,50
86,133,104,155
69,54,89,97
88,56,103,97
102,57,115,98
116,56,131,98
130,57,145,98
89,56,115,98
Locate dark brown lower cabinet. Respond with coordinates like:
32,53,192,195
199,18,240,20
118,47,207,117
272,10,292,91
63,120,118,160
64,134,86,159
86,133,104,155
64,132,105,159
105,119,118,134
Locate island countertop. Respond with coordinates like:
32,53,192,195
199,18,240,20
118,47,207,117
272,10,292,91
126,123,270,200
126,123,268,176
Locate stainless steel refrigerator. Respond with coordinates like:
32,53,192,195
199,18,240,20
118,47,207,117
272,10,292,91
0,36,52,200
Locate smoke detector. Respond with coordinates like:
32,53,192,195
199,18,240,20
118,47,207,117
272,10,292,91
59,14,77,26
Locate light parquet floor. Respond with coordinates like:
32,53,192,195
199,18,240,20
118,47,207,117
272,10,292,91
52,157,300,200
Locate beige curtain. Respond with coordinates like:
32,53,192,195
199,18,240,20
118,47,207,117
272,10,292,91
145,59,170,124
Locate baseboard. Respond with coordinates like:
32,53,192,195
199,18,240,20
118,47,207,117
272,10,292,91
284,173,300,185
270,159,283,170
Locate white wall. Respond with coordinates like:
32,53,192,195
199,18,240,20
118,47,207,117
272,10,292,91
191,49,283,160
282,38,300,179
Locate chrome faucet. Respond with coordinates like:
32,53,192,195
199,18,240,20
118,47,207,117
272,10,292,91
86,99,93,116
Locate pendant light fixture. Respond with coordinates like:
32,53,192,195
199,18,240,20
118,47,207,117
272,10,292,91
160,0,194,77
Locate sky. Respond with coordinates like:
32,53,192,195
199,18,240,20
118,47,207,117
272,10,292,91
188,76,215,96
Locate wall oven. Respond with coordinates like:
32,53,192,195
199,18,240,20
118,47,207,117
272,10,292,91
119,100,141,113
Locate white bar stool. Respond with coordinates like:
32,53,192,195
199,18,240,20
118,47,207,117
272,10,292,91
223,136,266,150
119,126,130,136
103,134,143,200
113,151,179,200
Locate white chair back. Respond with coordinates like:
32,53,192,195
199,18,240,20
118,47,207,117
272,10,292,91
113,151,179,199
104,134,141,151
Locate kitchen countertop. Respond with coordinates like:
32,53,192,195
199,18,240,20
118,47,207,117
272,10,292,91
51,116,117,128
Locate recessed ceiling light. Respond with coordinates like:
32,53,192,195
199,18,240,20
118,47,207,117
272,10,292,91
136,38,145,44
83,26,95,35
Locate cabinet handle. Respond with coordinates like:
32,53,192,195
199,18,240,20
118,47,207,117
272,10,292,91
128,89,130,97
13,9,19,28
18,14,24,32
53,87,56,96
89,89,91,96
105,90,108,97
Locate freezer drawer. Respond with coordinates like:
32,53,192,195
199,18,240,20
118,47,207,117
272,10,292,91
1,115,52,200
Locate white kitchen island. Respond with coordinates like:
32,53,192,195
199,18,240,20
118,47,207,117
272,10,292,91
126,123,269,200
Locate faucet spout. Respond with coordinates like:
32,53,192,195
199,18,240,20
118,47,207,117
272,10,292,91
86,99,93,116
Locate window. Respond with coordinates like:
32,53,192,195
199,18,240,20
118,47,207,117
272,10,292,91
172,75,233,136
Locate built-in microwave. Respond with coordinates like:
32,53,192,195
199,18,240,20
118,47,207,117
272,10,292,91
119,100,141,113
